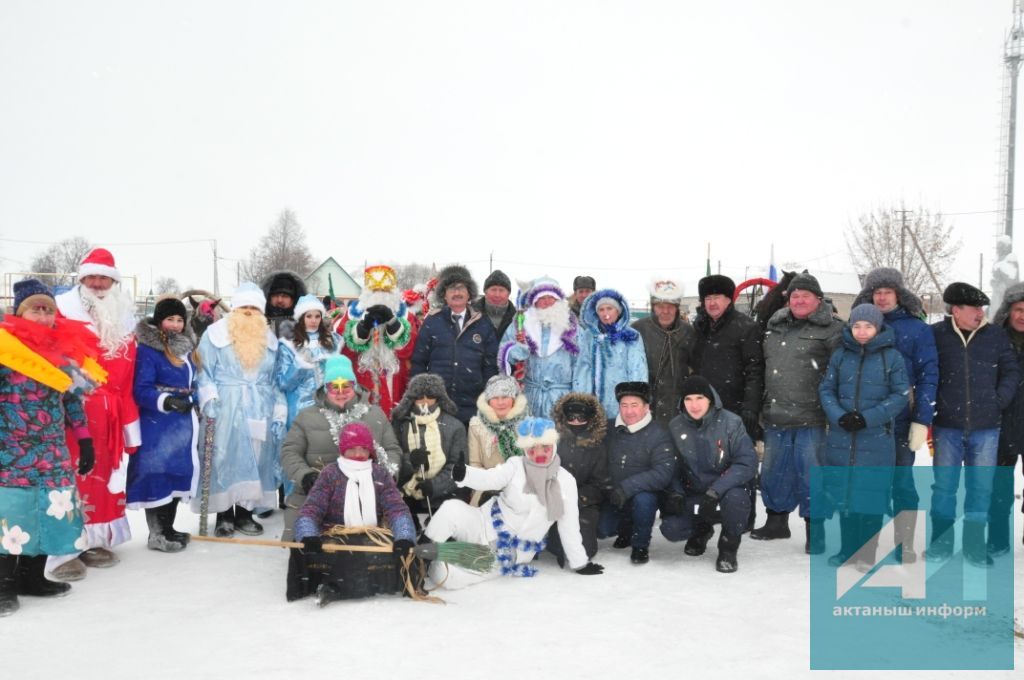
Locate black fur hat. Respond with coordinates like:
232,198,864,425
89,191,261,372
942,282,989,307
698,275,736,301
435,265,478,303
153,297,188,327
614,381,651,404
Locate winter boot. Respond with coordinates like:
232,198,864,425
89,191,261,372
715,532,741,573
612,531,632,549
962,521,994,568
145,507,185,553
215,508,235,538
48,557,86,582
233,505,264,536
855,514,883,573
15,555,71,597
630,547,650,565
893,510,919,564
828,514,859,567
161,499,190,546
986,514,1011,558
78,547,119,568
805,518,825,555
684,522,715,557
750,510,791,540
0,555,19,617
925,515,955,563
285,548,312,602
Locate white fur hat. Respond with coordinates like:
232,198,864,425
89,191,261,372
230,282,267,310
649,277,684,304
293,294,326,321
516,417,560,450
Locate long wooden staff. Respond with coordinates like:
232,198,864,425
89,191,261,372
198,414,216,536
192,534,390,553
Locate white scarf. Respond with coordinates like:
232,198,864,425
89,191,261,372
336,457,377,527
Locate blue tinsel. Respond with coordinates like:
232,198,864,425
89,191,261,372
490,502,544,578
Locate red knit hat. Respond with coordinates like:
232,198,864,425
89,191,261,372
78,248,121,282
338,422,375,458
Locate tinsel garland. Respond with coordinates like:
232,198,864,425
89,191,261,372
319,403,399,478
344,312,412,352
491,502,545,577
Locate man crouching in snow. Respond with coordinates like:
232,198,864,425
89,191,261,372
424,417,604,589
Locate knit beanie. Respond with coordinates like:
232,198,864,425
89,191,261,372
594,296,622,313
13,278,55,316
786,272,824,298
339,422,375,457
483,374,520,402
679,375,715,402
323,355,356,385
848,303,884,331
483,270,512,292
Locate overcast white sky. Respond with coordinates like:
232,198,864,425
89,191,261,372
0,1,1017,305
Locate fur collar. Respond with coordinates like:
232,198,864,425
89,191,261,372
134,320,195,356
551,392,606,447
476,391,529,424
767,298,837,331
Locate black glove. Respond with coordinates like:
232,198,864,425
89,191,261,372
662,492,687,516
576,562,604,575
838,411,867,432
452,462,467,482
697,489,720,522
301,471,319,494
409,448,430,470
164,395,192,414
609,487,627,509
392,539,414,560
365,305,394,325
301,536,323,554
385,317,402,335
77,438,95,475
416,478,434,498
356,317,372,337
741,410,762,439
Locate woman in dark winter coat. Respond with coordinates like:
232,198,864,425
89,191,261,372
818,304,909,571
128,297,200,553
1,279,98,616
989,282,1024,555
390,373,467,527
548,392,610,561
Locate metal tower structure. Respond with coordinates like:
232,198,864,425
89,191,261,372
997,0,1024,241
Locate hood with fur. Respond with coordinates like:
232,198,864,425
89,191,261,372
135,319,196,356
579,288,639,343
994,281,1024,327
475,390,529,424
551,392,607,447
852,267,924,318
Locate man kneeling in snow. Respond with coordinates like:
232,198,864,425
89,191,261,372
424,417,604,589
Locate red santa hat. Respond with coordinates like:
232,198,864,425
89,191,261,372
77,248,121,282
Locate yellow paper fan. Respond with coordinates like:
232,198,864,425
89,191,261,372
0,329,73,392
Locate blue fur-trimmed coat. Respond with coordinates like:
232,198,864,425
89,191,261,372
275,332,342,427
293,462,415,542
573,290,648,418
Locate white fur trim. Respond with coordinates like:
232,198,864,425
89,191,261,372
156,393,170,414
293,297,326,321
123,420,141,448
198,383,220,408
516,428,560,450
231,289,267,310
78,262,121,282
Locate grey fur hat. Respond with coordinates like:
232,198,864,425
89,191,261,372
434,264,478,305
993,282,1024,327
483,374,521,402
391,373,459,421
852,267,924,317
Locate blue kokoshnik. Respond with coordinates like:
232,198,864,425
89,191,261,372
491,502,545,577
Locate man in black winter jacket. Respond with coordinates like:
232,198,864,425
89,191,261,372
929,282,1020,566
989,282,1024,555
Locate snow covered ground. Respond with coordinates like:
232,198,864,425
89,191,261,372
12,491,1024,680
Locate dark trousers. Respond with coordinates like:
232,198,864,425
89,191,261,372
596,491,659,549
660,487,751,541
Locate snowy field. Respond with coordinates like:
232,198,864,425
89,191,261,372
11,486,1024,680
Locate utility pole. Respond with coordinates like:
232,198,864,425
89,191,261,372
212,239,220,296
489,251,493,273
895,205,911,274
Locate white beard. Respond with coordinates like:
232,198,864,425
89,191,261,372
80,286,135,355
359,289,401,312
530,298,571,333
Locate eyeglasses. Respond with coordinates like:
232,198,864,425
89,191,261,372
326,379,353,392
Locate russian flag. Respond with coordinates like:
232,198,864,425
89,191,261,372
768,243,778,282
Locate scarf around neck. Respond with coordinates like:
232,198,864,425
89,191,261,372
522,454,564,522
336,457,377,527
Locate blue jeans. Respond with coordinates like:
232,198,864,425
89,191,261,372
597,492,658,549
891,420,920,513
930,427,999,523
761,425,824,518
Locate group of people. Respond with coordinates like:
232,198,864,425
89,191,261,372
2,246,1023,614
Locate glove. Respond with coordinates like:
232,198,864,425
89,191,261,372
908,422,928,451
301,471,319,494
662,492,687,516
202,398,220,419
697,489,720,522
409,448,430,470
364,305,394,325
741,410,762,439
164,395,192,414
452,462,466,482
271,421,285,440
416,478,434,498
77,438,95,475
392,539,414,560
609,487,628,509
838,411,868,432
301,536,323,554
385,317,403,335
356,317,373,337
505,342,530,363
576,562,605,575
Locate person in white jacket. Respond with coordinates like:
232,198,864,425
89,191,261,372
424,417,604,589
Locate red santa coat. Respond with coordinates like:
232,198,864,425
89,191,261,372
55,287,140,549
334,302,417,417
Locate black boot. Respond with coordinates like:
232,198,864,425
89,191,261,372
684,522,715,557
962,521,994,568
855,514,883,573
986,514,1010,558
750,510,791,540
828,514,858,567
926,515,955,563
15,555,71,597
285,548,311,602
162,499,190,546
215,508,235,538
716,532,741,573
805,518,825,555
233,505,264,536
0,555,19,617
630,547,649,564
146,506,184,553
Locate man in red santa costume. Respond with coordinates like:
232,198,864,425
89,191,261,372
50,248,140,580
334,265,417,416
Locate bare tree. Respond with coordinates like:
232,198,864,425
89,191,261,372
390,262,436,289
240,209,316,283
845,205,960,294
29,237,93,287
154,276,181,295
